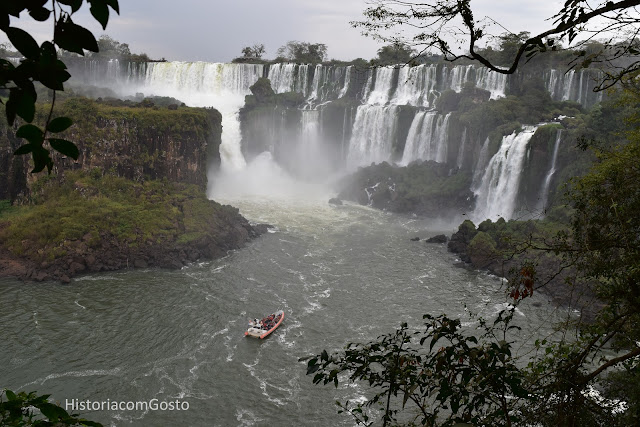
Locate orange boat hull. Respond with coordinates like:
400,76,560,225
245,311,284,339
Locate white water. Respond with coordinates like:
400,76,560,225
363,66,396,105
267,63,310,96
392,65,438,107
136,62,264,173
401,111,452,164
347,105,398,168
538,129,563,212
473,127,538,221
475,68,508,99
81,60,580,224
544,69,604,107
456,128,468,169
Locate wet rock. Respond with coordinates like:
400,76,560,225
253,223,274,235
133,259,148,269
69,262,86,274
328,198,343,206
426,234,448,244
410,237,420,241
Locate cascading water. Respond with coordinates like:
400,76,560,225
137,62,263,173
537,129,563,212
363,66,396,105
472,137,491,187
296,110,329,179
472,127,538,221
400,111,451,164
475,68,508,99
543,68,604,108
267,63,310,96
337,66,353,98
347,105,398,169
445,65,474,92
392,65,438,107
456,128,468,169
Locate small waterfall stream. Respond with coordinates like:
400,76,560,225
538,129,563,212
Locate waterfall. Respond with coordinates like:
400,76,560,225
546,70,559,98
295,110,329,179
456,128,467,169
401,111,451,164
347,105,398,168
267,63,310,95
140,62,264,172
472,137,491,189
446,65,474,92
392,65,439,107
338,66,352,98
538,129,562,212
542,68,605,108
475,68,507,99
308,64,327,103
473,127,538,221
364,67,396,105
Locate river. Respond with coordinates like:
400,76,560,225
0,169,565,426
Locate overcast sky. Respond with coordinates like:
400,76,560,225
2,0,565,62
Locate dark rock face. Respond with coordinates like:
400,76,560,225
0,98,222,201
0,98,270,283
447,220,478,262
426,234,447,244
447,218,601,318
338,160,475,218
328,198,343,206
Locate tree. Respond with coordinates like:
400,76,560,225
0,0,119,173
375,42,414,65
307,309,530,426
1,388,102,426
93,34,130,58
352,0,640,89
241,43,265,59
276,41,327,64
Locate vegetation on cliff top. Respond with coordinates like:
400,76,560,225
337,160,474,216
0,170,240,263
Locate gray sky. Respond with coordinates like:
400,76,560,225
2,1,565,62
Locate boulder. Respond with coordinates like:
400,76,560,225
426,234,447,244
328,198,343,206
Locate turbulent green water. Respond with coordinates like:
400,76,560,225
0,195,563,426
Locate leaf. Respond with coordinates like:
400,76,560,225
29,6,51,22
6,27,40,59
47,117,73,133
89,0,110,30
5,390,17,401
48,138,79,159
31,146,53,173
37,402,68,420
55,18,99,55
14,144,34,155
57,0,83,13
106,0,120,14
16,124,44,145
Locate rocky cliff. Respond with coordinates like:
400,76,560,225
0,98,266,282
0,97,222,201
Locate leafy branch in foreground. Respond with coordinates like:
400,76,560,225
306,308,530,427
1,0,119,172
1,388,102,426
